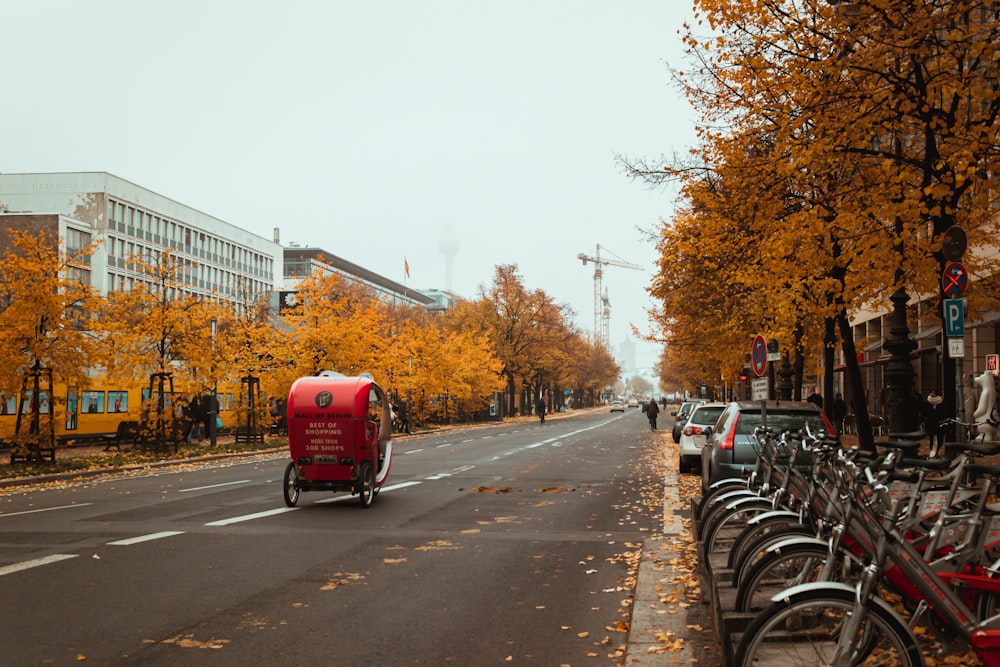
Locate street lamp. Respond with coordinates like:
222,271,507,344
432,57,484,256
209,317,218,447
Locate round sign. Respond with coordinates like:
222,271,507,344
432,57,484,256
942,261,969,296
942,226,967,261
751,335,768,377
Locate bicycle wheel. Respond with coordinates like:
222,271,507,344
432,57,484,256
695,480,751,523
727,512,803,570
732,524,814,588
735,541,830,613
736,584,922,667
702,498,774,557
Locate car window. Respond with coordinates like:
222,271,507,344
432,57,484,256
690,406,725,425
714,405,738,436
734,410,825,435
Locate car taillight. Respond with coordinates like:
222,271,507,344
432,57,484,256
820,413,836,436
719,414,739,450
683,425,703,437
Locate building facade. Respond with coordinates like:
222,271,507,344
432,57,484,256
0,172,282,306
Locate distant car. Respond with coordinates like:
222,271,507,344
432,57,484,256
678,402,727,474
671,399,706,443
701,400,832,491
627,398,640,408
610,400,625,413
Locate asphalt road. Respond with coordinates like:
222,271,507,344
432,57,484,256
0,408,677,666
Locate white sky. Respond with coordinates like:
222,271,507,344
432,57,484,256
2,0,698,372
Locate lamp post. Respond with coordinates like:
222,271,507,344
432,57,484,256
209,317,218,447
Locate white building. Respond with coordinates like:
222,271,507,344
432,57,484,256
0,172,281,305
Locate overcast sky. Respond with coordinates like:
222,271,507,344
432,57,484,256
2,1,698,372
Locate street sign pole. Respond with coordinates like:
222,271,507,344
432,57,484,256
941,229,968,443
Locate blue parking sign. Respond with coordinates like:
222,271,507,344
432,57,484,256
944,299,965,337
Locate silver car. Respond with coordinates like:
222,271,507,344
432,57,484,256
671,399,705,443
677,402,727,474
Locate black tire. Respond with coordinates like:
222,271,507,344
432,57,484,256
694,480,752,524
282,461,300,507
727,514,804,571
698,491,766,542
702,499,773,558
735,585,921,667
731,524,814,588
358,461,375,508
735,541,831,613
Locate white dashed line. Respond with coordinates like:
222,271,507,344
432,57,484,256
107,531,185,546
0,503,92,519
179,480,251,493
205,507,299,526
0,554,77,577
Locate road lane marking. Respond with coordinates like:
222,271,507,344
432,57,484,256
426,466,475,480
404,448,424,454
205,507,298,526
179,480,251,493
0,503,93,519
436,442,454,448
107,531,185,546
0,554,77,577
314,480,423,503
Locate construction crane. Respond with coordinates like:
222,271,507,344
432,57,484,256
577,245,643,349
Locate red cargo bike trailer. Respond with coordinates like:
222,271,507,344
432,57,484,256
282,373,394,508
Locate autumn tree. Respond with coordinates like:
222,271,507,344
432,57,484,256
213,292,287,436
100,249,218,444
444,266,563,416
0,228,99,451
630,0,1000,443
277,269,504,427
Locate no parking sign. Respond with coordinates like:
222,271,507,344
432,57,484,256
751,335,767,377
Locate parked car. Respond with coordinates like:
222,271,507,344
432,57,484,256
701,400,832,491
610,399,625,413
677,402,727,474
671,399,705,443
627,397,640,408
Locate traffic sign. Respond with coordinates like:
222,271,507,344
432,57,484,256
942,262,969,296
751,335,767,377
949,338,965,358
944,299,965,337
942,226,967,261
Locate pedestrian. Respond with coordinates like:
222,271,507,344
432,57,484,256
923,390,945,457
401,400,412,434
806,389,823,409
832,392,847,435
186,393,203,443
646,399,659,431
536,396,546,424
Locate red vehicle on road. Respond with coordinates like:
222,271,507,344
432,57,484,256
282,373,393,508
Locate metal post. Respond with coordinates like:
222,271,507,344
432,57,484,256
778,353,794,401
884,287,918,436
955,362,967,443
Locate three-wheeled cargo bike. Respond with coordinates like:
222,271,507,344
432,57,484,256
282,373,393,508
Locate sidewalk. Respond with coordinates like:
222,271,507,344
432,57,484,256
626,433,720,665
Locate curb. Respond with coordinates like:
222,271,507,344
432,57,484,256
626,435,698,665
0,447,286,489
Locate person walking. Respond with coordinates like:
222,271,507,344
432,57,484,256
923,390,945,457
832,392,848,435
646,399,660,431
186,393,203,443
